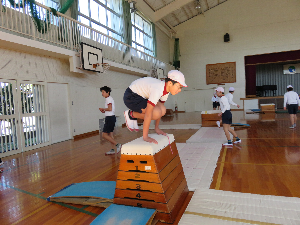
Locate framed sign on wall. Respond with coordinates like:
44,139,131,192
206,62,236,84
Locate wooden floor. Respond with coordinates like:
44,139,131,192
1,111,300,224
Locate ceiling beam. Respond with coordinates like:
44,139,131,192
153,0,194,22
204,0,209,9
181,6,190,20
172,13,181,25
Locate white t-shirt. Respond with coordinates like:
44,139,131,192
104,96,115,116
225,93,237,106
284,91,300,106
129,77,169,106
219,96,231,113
211,96,218,102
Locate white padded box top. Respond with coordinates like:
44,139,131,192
121,133,174,155
260,103,275,106
201,110,221,114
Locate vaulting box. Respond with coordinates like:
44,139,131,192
113,134,188,224
260,103,275,113
201,110,221,127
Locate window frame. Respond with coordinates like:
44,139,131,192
131,11,154,56
78,0,122,39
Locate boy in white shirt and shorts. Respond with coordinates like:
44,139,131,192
123,70,187,144
99,86,122,155
216,87,241,146
284,85,300,129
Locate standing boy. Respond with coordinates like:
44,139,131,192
284,85,300,129
212,92,220,110
123,70,187,144
216,87,241,146
99,86,122,155
225,87,240,108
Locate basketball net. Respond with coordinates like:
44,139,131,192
92,63,110,73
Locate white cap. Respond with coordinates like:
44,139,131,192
287,85,293,88
215,87,224,92
229,87,235,92
168,70,187,87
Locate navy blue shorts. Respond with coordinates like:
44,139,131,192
103,115,116,133
222,110,232,124
288,104,298,114
123,87,147,113
213,102,218,108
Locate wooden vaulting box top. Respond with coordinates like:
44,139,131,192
121,133,174,155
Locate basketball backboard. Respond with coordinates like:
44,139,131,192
81,42,104,73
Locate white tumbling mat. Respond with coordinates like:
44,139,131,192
177,143,221,191
186,127,229,144
179,214,249,225
176,126,300,225
180,188,300,225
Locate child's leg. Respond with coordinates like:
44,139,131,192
228,126,238,138
102,132,117,147
102,116,117,147
291,114,297,125
222,124,231,140
133,102,166,120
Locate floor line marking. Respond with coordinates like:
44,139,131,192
2,139,102,172
184,211,280,225
11,204,51,225
0,182,101,224
239,138,300,139
217,162,300,167
215,148,227,190
88,162,120,182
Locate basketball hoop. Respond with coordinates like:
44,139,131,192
92,63,111,73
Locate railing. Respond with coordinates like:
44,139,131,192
0,1,174,73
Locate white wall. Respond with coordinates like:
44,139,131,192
0,47,139,138
156,25,171,65
173,0,300,111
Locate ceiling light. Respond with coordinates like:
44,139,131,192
195,0,201,9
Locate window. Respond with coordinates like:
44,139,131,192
131,12,154,56
78,0,122,42
35,0,59,9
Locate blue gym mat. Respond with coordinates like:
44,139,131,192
231,123,250,127
90,204,156,225
48,181,116,200
251,109,261,112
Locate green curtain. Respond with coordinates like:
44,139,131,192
5,0,76,33
59,0,77,19
122,0,132,46
151,22,157,57
173,38,180,69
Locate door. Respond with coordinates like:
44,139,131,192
48,83,71,144
0,80,21,157
18,82,50,152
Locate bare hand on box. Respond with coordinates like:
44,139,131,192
155,128,166,136
143,136,158,144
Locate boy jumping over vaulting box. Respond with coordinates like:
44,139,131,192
123,70,187,144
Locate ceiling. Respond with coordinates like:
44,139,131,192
139,0,228,32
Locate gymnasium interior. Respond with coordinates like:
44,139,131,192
1,0,300,224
